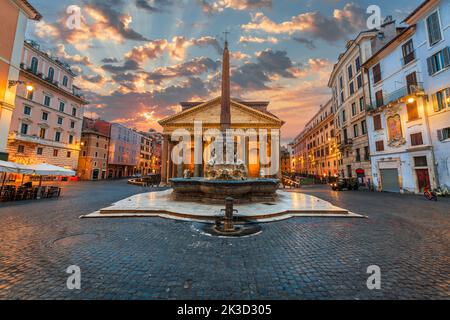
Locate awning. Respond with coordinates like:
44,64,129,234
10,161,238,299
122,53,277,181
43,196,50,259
0,160,34,174
27,163,76,176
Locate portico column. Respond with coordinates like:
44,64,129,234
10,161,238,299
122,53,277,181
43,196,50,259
168,141,174,180
194,138,203,177
161,134,169,183
177,144,183,178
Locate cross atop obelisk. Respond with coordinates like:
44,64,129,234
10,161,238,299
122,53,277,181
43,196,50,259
220,32,231,131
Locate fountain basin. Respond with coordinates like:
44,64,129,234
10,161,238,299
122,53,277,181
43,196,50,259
170,178,280,203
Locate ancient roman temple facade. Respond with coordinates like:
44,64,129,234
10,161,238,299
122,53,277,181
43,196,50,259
158,41,285,183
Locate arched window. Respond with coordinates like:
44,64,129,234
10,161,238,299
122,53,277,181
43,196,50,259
30,57,38,74
47,67,54,82
63,76,68,87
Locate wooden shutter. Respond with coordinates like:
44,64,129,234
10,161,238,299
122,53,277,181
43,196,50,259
437,130,443,141
427,56,434,75
443,47,450,67
375,90,384,107
373,114,382,130
376,140,384,152
407,101,419,121
406,72,418,94
373,64,381,83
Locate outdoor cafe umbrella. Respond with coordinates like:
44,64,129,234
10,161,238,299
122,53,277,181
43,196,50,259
0,160,34,189
28,163,76,177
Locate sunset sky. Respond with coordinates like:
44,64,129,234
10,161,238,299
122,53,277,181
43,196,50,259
27,0,423,144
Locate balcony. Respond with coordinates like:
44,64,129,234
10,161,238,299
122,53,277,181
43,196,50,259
367,83,424,110
9,132,81,151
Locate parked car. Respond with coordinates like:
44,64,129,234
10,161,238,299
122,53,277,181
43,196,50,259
331,178,359,191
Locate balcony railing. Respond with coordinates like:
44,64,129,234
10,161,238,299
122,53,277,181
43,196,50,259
367,83,424,110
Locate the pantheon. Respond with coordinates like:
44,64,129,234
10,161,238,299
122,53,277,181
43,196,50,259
158,41,285,183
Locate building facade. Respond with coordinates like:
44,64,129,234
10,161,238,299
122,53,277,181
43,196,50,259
328,30,383,185
280,146,291,174
291,100,338,178
404,0,450,189
364,0,450,193
138,129,162,175
0,0,41,160
7,40,87,170
78,118,111,180
108,123,141,178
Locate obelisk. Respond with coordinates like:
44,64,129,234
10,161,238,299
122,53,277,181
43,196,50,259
220,38,233,164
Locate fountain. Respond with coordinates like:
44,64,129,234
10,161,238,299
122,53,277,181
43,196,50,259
86,38,358,233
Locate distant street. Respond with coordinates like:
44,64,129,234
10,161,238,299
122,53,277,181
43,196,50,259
0,181,448,299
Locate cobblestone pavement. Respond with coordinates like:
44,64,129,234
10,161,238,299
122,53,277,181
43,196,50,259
0,180,448,300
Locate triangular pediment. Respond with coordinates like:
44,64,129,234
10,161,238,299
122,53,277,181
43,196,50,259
159,97,283,128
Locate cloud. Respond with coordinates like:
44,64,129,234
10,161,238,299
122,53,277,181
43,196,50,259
34,0,149,50
231,49,297,90
239,36,278,44
198,0,272,14
124,36,222,65
102,59,141,73
293,37,316,50
85,77,211,131
101,57,119,63
54,44,93,67
135,0,174,12
242,3,367,42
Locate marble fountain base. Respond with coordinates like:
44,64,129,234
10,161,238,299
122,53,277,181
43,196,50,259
82,189,364,223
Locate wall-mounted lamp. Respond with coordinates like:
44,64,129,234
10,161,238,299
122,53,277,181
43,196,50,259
8,80,34,92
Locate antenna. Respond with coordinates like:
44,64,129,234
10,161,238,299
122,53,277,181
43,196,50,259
223,31,230,44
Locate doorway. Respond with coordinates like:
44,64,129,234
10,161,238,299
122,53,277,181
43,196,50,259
416,169,430,192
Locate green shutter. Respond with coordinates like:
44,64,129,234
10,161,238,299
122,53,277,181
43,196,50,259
427,56,434,75
443,47,450,67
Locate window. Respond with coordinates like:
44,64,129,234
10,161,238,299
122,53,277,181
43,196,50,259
55,131,61,142
72,107,77,117
375,90,384,108
427,48,450,75
42,112,48,121
410,132,424,146
348,65,353,79
355,57,361,72
375,140,384,152
406,72,418,94
39,127,46,139
359,97,365,112
67,151,71,158
37,147,43,155
355,148,361,162
24,105,31,115
361,120,367,135
17,145,25,153
364,146,370,161
26,90,33,100
20,123,28,135
357,74,362,89
353,124,359,137
30,57,39,74
70,121,75,129
402,39,415,65
68,135,74,144
433,88,450,112
373,114,382,130
426,11,442,46
407,101,419,121
44,95,51,107
349,82,355,95
352,103,357,116
437,127,450,141
59,101,65,112
57,117,63,125
373,63,382,83
53,149,58,157
63,76,68,87
342,110,346,123
414,156,428,167
47,67,54,82
82,151,86,157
